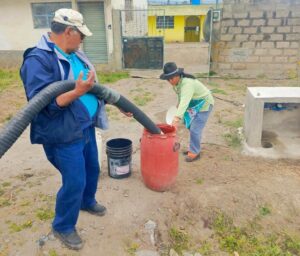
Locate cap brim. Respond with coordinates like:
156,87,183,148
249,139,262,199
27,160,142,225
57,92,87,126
77,25,92,36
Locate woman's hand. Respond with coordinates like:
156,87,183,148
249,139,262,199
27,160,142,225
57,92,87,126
172,116,181,129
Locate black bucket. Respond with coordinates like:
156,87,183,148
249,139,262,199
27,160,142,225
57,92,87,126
106,138,132,179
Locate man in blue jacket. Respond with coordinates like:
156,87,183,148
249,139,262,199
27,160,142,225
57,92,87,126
20,8,111,250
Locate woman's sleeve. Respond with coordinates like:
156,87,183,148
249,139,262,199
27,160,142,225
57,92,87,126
175,80,195,118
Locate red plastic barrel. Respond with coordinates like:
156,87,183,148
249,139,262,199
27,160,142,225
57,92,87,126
140,124,180,192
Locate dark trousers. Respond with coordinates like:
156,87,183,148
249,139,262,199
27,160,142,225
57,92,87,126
43,126,100,234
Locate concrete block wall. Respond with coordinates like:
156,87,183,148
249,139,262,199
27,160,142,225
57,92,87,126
211,0,300,79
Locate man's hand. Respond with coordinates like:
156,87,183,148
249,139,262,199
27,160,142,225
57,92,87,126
56,71,95,107
74,71,95,97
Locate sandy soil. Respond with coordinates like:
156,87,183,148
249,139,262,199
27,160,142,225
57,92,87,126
0,72,300,256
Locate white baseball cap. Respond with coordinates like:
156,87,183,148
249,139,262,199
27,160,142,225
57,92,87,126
53,8,92,37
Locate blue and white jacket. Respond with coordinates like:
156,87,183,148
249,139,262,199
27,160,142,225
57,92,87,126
20,33,108,145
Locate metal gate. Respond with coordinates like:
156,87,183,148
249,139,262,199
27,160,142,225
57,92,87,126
120,9,165,69
78,2,108,64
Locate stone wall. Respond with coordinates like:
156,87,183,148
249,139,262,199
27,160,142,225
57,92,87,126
211,0,300,79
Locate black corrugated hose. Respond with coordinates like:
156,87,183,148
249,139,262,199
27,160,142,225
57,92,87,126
0,80,161,158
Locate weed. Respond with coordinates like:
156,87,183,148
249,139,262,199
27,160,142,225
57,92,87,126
133,92,154,106
49,249,58,256
223,132,241,148
286,69,298,80
36,208,55,221
9,220,33,232
169,227,190,254
97,71,129,84
259,205,271,216
0,198,11,207
195,178,203,185
2,182,11,187
125,242,139,255
197,241,212,255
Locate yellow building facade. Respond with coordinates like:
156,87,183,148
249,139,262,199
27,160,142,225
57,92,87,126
148,4,214,43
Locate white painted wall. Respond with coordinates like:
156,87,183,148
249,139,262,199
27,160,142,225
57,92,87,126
0,0,50,50
0,0,147,64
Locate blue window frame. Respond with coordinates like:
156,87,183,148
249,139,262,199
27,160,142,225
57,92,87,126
31,2,72,28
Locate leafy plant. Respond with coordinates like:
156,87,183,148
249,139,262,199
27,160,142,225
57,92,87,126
169,227,190,254
223,132,242,148
259,205,271,216
125,242,139,255
9,220,33,232
36,208,55,221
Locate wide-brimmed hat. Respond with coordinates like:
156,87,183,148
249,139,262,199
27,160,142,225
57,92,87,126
53,8,92,37
160,62,184,80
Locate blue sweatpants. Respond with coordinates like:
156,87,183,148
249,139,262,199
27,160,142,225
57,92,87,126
43,126,100,234
189,105,213,154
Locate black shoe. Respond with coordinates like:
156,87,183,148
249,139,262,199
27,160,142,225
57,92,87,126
81,203,107,216
52,229,83,250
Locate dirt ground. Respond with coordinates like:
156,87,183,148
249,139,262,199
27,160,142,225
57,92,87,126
0,43,300,255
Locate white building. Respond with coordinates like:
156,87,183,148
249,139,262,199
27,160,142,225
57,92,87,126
0,0,147,68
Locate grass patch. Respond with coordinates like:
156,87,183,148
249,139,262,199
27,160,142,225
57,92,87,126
211,212,300,255
133,92,154,106
2,182,11,187
97,71,129,84
0,69,22,93
223,117,243,128
0,198,11,207
259,205,271,216
36,208,55,221
207,80,219,87
196,241,212,255
169,227,190,254
211,88,227,95
223,132,242,148
9,220,33,232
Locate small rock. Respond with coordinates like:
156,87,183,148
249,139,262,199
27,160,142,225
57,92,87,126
194,253,202,256
144,220,156,230
234,252,240,256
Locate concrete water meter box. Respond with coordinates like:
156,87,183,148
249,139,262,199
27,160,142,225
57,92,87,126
244,87,300,159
